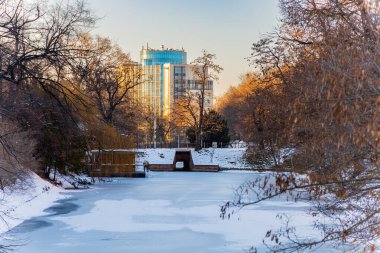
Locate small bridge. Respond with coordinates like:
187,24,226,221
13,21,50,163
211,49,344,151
148,149,220,172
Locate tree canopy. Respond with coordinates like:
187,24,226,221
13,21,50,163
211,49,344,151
219,0,380,252
186,110,230,147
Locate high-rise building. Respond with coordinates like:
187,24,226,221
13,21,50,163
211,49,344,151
133,45,213,117
133,45,187,117
132,45,214,147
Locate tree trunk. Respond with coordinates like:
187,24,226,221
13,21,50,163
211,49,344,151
195,91,205,151
0,56,2,103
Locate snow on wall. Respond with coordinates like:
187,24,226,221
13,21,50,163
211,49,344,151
136,149,176,165
136,148,250,169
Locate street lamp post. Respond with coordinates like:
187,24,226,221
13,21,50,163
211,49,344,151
150,74,157,149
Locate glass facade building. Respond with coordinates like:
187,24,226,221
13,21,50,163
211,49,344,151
140,48,187,66
132,45,214,147
137,46,187,116
133,46,213,117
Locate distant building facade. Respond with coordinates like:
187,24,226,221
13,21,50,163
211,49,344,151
163,63,213,117
133,45,213,118
132,45,214,147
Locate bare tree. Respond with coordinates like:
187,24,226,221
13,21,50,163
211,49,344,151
173,90,200,129
72,35,142,125
0,1,96,250
171,89,201,147
217,71,291,165
221,0,380,252
190,50,222,150
0,0,96,177
0,0,95,103
0,117,37,189
215,73,255,141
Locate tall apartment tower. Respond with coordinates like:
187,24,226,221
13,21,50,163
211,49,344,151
132,45,214,146
134,45,187,117
133,45,213,116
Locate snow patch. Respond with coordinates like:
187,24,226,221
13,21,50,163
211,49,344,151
136,148,251,169
48,169,93,189
0,172,66,233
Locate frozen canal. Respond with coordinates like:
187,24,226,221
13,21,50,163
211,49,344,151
12,172,337,253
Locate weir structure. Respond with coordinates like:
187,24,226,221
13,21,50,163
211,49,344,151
148,150,220,172
86,149,220,177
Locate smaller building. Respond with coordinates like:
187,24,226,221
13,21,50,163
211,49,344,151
163,64,213,118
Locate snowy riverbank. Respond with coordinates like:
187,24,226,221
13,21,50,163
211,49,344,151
0,172,66,233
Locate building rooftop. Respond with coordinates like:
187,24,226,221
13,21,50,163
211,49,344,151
142,44,185,52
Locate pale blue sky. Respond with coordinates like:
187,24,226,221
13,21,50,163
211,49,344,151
88,0,280,97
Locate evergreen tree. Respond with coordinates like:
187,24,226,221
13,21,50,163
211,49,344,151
186,110,229,147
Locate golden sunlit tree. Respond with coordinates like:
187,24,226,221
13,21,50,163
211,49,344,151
222,0,380,252
72,35,142,126
190,50,223,150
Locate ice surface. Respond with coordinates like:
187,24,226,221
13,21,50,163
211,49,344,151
9,172,340,253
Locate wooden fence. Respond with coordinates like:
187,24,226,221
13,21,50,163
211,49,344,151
87,150,145,177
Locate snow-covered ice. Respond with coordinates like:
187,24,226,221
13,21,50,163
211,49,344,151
7,171,340,253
